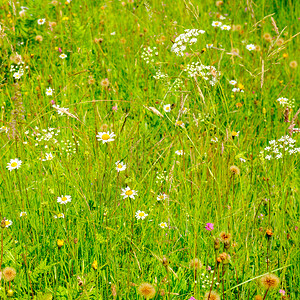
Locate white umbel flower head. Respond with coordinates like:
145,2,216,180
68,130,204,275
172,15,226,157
57,195,72,205
7,158,22,171
121,186,137,199
96,131,116,144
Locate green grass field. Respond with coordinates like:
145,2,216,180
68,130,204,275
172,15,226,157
0,0,299,299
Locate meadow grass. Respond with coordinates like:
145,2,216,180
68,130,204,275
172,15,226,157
0,0,299,299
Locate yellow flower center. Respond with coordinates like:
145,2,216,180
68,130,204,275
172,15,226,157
117,164,122,168
139,212,145,216
125,190,133,196
11,162,18,167
58,214,63,218
102,134,110,140
5,221,10,226
62,197,67,202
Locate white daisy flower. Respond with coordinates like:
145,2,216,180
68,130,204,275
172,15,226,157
163,104,171,112
59,53,67,59
20,212,27,217
246,44,256,51
96,131,116,144
206,44,213,48
0,126,8,133
175,150,184,155
265,155,272,160
115,161,126,172
211,137,218,143
157,193,168,201
54,213,65,219
37,19,46,25
229,80,237,85
121,186,137,199
175,120,185,128
277,97,288,106
212,21,222,27
7,158,22,171
239,158,246,163
159,222,168,228
46,87,54,96
13,72,22,79
5,220,12,228
221,25,231,31
46,153,54,160
135,210,148,220
57,195,72,205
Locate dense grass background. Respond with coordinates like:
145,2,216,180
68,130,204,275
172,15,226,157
0,0,299,299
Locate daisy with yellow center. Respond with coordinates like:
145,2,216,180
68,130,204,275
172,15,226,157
96,131,116,144
54,213,65,219
121,186,137,199
212,21,222,27
163,104,171,112
159,222,168,228
5,220,12,228
20,212,27,217
59,53,67,59
115,161,126,172
57,195,72,205
175,120,185,128
135,210,148,220
6,158,22,171
157,193,167,201
175,150,184,155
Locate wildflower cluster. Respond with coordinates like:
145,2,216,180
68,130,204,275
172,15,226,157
141,46,158,64
184,62,220,86
276,97,295,109
171,29,205,56
153,69,169,80
25,127,60,147
260,135,300,160
10,62,27,80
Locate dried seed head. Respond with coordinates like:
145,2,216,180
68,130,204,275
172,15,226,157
259,273,280,290
229,165,240,175
3,267,16,282
214,238,221,250
137,283,156,299
189,258,203,270
219,232,232,243
204,290,221,300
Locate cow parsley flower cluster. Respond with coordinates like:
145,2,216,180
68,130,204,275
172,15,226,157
260,135,300,160
25,127,60,147
171,29,205,56
153,69,169,80
184,62,220,86
61,139,80,155
199,270,219,289
141,46,158,64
